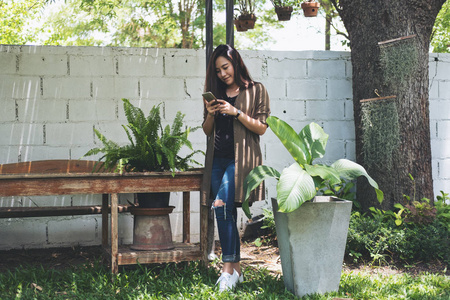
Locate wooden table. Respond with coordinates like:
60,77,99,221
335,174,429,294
0,160,208,274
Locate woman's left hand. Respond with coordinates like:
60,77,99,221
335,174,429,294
217,100,237,116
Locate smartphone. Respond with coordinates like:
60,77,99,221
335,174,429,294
202,92,219,106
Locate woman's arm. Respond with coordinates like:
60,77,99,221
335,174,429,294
217,99,268,136
202,99,220,136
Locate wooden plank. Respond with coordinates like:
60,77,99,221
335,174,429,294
115,243,202,265
0,160,104,174
360,95,396,103
183,192,190,243
0,173,203,197
0,204,129,218
111,193,119,274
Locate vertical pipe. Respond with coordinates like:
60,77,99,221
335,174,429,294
226,0,234,47
205,0,213,68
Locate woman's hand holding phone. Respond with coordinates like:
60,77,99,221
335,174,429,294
203,92,220,116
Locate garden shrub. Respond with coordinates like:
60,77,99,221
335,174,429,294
346,193,450,265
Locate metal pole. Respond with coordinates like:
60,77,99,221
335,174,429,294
205,0,213,68
226,0,234,47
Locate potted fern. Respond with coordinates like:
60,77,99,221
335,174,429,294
243,117,383,297
84,98,202,208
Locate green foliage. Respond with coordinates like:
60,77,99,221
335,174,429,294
270,0,300,8
0,0,45,45
237,0,256,15
261,208,276,234
431,0,450,53
347,191,450,266
41,0,203,48
243,118,383,218
84,98,202,174
436,191,450,231
361,99,400,170
379,37,418,86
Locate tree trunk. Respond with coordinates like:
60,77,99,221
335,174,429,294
331,0,444,211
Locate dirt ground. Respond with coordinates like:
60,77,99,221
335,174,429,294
0,238,448,277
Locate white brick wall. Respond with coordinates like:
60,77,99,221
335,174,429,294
0,45,449,250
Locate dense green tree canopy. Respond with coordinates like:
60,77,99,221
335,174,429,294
1,0,448,51
0,0,45,45
0,0,284,49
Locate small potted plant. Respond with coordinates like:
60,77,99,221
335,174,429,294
84,99,202,250
235,0,257,31
301,0,320,17
271,0,297,21
84,98,202,208
243,117,383,297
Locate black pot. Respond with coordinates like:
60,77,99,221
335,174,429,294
137,192,170,208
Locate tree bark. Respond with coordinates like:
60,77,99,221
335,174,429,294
330,0,444,210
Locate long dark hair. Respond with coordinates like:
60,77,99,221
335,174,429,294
204,44,253,99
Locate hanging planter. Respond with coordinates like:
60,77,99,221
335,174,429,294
271,1,295,21
275,6,293,21
238,13,257,29
301,0,320,17
235,0,256,31
234,18,249,32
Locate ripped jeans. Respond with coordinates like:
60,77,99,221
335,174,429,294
211,157,240,263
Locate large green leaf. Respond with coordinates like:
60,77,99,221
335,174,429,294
298,122,328,163
242,165,280,219
266,116,309,165
331,159,384,203
305,164,341,186
276,163,316,213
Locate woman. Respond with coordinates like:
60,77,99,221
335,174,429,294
201,44,270,292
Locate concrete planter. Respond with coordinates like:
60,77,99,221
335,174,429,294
271,196,352,297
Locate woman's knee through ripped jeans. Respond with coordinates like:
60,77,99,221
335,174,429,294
211,157,240,263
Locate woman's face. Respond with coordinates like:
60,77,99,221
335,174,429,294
215,56,235,87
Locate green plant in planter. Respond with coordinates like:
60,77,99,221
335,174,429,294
243,117,383,218
84,98,202,174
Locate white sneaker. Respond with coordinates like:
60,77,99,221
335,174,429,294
236,270,244,283
216,271,239,292
208,252,218,261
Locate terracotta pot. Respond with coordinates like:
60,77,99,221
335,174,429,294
238,13,257,30
129,206,175,251
275,6,293,21
301,1,320,17
234,19,248,32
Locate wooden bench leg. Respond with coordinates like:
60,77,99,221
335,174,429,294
102,194,109,248
110,193,119,274
182,192,190,243
200,203,209,264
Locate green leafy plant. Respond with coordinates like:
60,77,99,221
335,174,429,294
270,0,299,8
237,0,255,15
435,191,450,231
242,118,383,218
84,98,202,174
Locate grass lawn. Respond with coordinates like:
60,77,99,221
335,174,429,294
0,256,448,299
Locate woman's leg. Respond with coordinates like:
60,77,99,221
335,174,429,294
210,158,241,277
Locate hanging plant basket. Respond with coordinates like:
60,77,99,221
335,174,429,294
234,18,248,32
275,6,293,21
238,13,257,29
301,0,320,17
